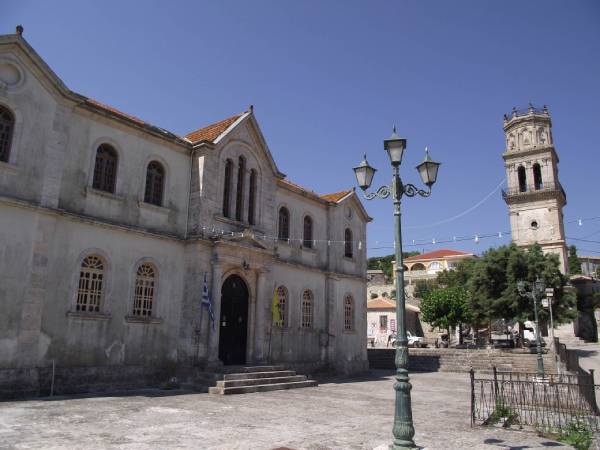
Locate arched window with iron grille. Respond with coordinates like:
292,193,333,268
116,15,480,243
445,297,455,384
301,290,313,328
76,255,105,313
92,144,118,193
276,285,288,327
144,161,165,206
344,295,354,331
133,263,156,317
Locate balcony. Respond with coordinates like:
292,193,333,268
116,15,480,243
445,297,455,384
502,182,566,205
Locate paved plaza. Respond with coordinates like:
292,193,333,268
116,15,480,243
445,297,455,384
0,370,572,450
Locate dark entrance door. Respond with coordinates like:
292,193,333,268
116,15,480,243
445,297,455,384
219,275,249,365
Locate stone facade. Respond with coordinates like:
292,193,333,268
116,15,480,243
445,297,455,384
0,31,370,396
501,105,568,273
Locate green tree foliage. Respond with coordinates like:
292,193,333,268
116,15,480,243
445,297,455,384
469,243,575,325
367,252,419,280
420,287,473,340
414,279,438,299
568,245,582,275
437,258,477,288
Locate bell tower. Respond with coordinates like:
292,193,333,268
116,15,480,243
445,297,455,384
502,104,568,273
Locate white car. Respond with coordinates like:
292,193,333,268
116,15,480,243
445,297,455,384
389,332,425,348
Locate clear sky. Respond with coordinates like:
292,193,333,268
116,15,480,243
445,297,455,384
3,1,600,258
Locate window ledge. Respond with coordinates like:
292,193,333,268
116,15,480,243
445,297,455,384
85,186,124,202
343,256,355,262
66,311,111,321
0,160,18,173
125,315,163,324
138,201,170,215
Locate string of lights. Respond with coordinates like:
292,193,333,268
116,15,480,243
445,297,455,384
191,214,600,253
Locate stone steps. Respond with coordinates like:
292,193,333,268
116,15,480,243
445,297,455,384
203,365,318,395
222,370,296,381
209,380,318,395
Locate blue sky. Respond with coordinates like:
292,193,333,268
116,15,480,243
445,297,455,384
3,1,600,257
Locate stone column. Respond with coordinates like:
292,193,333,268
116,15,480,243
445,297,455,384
253,268,270,363
17,214,57,367
207,263,224,368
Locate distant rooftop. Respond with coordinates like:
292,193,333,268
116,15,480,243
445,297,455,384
403,249,473,262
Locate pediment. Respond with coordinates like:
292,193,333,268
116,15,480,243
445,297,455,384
215,113,284,179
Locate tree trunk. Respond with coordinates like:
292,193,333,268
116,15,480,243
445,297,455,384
459,323,463,345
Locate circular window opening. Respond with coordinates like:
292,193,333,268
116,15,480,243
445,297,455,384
531,221,539,230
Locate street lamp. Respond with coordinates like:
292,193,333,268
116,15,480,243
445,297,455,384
544,287,560,375
353,128,441,450
517,277,546,378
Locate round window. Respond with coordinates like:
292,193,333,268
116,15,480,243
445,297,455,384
531,221,539,230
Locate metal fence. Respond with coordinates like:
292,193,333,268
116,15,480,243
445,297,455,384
470,368,600,434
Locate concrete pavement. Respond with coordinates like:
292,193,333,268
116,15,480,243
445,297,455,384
0,370,572,450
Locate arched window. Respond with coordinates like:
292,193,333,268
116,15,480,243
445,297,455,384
533,163,543,190
235,156,245,222
344,295,354,331
92,144,118,193
0,105,14,163
76,255,104,313
303,216,313,248
222,159,233,217
276,285,288,327
133,263,156,317
278,207,290,241
517,166,527,193
302,290,313,328
144,161,165,206
428,261,441,273
248,169,257,225
411,263,426,271
344,228,353,258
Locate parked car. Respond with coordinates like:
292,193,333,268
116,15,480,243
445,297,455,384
388,332,425,348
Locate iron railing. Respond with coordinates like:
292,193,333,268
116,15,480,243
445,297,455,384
470,368,600,434
502,181,565,200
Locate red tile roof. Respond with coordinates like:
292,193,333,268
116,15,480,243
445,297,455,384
85,98,149,127
320,190,353,203
278,180,353,205
367,298,396,309
185,113,245,143
404,249,473,262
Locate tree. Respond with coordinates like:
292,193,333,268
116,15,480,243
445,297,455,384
437,258,477,288
596,267,600,279
568,245,582,275
414,279,438,299
469,243,576,328
420,287,472,345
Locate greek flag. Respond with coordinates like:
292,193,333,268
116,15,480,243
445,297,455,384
201,273,215,331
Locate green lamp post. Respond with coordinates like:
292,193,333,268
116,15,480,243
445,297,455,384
353,128,440,449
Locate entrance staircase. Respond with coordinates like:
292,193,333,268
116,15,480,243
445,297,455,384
190,365,318,395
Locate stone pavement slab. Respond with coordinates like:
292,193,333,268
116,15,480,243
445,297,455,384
0,371,572,450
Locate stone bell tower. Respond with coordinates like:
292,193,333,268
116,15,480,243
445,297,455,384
502,104,568,274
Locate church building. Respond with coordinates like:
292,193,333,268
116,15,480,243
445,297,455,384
0,29,369,395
